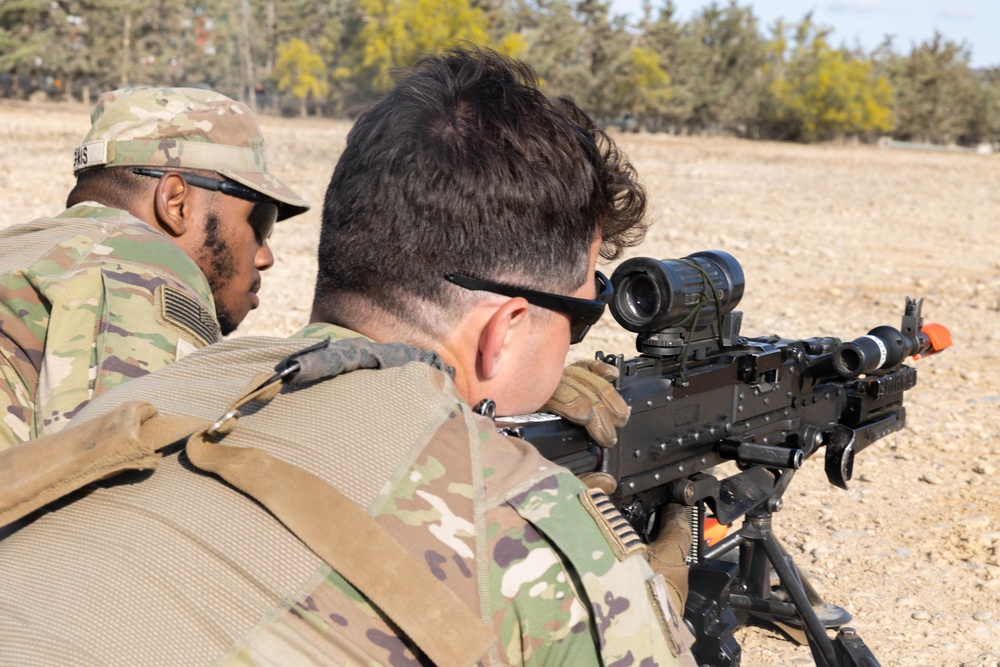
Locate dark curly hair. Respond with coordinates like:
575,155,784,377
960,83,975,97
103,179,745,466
313,46,647,332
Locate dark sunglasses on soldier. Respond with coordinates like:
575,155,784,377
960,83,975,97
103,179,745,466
132,167,279,244
444,271,612,344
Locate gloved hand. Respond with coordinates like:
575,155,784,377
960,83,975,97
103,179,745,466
542,359,629,448
646,504,691,614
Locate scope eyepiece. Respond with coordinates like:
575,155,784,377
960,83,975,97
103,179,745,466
609,250,745,333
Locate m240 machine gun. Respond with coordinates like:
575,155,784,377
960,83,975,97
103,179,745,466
498,251,951,667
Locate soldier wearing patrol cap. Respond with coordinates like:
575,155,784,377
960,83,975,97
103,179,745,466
0,86,309,449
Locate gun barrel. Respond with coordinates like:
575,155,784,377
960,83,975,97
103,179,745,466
832,322,950,378
832,332,895,377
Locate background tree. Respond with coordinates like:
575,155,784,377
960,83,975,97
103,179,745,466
511,0,588,96
0,0,78,97
611,46,672,129
510,0,634,122
1,0,998,148
69,0,141,102
274,37,328,116
634,0,687,130
663,1,767,134
0,0,157,101
262,0,364,114
970,66,1000,146
764,15,892,142
112,1,245,97
354,0,489,92
888,33,981,145
572,0,633,118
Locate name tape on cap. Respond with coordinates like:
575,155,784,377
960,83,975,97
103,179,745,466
73,141,108,171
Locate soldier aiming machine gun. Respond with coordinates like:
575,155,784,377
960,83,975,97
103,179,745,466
497,251,951,667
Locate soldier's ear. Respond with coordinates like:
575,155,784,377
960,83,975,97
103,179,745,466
478,297,529,380
153,173,195,237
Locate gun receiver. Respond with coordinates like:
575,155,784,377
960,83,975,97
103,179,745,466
498,250,951,667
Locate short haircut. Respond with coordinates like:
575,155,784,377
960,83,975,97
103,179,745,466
66,166,229,211
66,167,150,210
313,46,647,334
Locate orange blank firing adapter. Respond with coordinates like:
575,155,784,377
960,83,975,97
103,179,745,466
914,323,952,360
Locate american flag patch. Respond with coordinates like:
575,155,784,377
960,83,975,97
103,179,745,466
158,285,221,346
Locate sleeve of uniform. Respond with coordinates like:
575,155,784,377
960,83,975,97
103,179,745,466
31,248,220,438
0,354,33,450
491,472,693,667
0,270,52,448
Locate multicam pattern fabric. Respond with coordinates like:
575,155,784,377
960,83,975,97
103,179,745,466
196,326,692,666
0,203,219,450
0,324,693,665
74,86,308,219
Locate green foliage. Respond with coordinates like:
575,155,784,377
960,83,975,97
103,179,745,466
671,1,768,133
508,0,588,96
764,16,892,142
498,32,527,60
275,38,329,115
0,0,51,73
265,0,365,113
1,0,997,146
887,33,982,144
507,0,635,121
973,67,1000,142
356,0,489,90
613,46,671,123
131,0,241,90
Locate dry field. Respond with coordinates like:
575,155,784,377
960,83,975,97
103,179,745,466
2,101,998,666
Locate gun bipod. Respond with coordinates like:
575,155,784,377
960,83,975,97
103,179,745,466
690,505,882,666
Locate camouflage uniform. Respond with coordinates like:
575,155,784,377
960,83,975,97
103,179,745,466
0,324,695,665
0,86,308,449
0,205,221,449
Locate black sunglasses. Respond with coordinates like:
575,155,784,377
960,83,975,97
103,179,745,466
132,167,278,244
444,271,612,344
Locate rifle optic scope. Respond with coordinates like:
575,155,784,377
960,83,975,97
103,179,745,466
610,250,745,333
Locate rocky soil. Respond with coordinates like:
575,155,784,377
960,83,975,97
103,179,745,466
2,101,998,666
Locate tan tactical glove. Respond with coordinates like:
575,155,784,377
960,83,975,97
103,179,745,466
646,504,692,614
542,359,629,448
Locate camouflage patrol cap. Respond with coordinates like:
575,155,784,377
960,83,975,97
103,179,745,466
73,87,309,220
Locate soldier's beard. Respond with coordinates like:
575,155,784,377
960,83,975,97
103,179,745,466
215,302,238,337
199,212,240,336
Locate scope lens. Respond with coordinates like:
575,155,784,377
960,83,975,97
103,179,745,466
609,251,745,333
623,275,660,322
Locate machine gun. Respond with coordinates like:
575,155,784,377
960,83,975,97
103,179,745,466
497,251,951,667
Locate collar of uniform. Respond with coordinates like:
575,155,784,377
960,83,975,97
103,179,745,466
53,202,219,324
59,201,120,218
292,322,373,344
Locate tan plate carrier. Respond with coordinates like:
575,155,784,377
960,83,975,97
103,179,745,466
0,365,495,667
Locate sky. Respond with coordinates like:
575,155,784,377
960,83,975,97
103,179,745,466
609,0,1000,69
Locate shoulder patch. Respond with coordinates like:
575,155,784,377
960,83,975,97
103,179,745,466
579,488,646,561
646,576,685,658
157,285,221,346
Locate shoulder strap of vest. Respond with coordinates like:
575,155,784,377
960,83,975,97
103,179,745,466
0,338,492,667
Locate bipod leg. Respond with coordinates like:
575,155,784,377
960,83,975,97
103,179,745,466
774,538,854,630
739,510,839,667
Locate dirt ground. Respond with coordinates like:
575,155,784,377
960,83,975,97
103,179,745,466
2,101,998,666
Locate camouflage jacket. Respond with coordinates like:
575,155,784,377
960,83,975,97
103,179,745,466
0,204,220,449
0,324,694,666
